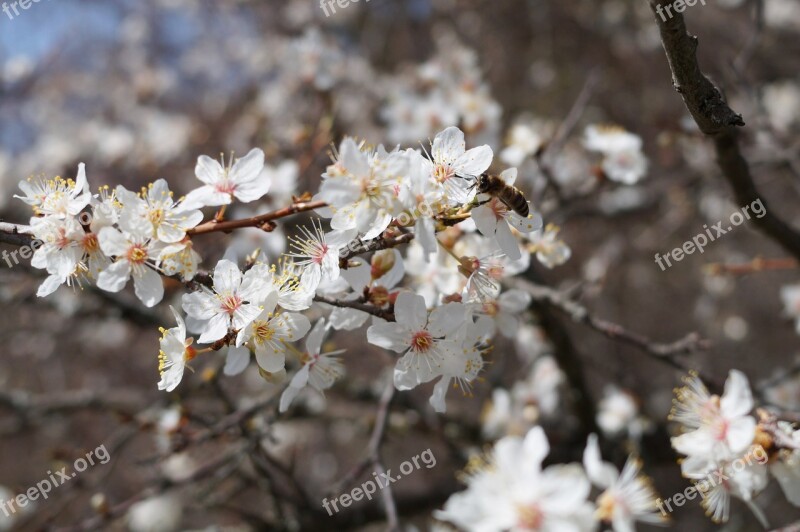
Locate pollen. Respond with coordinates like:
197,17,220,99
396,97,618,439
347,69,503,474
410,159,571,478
595,490,617,522
410,330,433,353
253,320,276,342
127,245,148,264
82,233,99,253
148,208,165,226
434,163,455,184
516,504,544,529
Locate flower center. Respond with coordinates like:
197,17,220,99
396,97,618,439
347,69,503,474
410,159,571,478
434,164,454,184
482,301,499,316
219,294,242,315
595,490,617,522
253,320,276,342
215,180,237,195
54,228,71,249
490,198,508,221
312,243,329,264
82,233,99,253
713,418,730,442
127,245,148,264
410,331,433,353
183,345,197,363
148,208,165,226
516,503,544,529
486,263,504,279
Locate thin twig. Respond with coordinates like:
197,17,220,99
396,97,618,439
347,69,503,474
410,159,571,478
705,257,798,276
512,278,710,364
186,200,326,236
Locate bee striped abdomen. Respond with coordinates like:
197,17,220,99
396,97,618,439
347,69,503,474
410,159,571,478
477,174,530,217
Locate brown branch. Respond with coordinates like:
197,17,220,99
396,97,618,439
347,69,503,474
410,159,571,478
186,200,327,236
0,222,34,247
649,0,800,260
705,257,798,276
338,231,416,267
313,294,395,322
512,278,710,366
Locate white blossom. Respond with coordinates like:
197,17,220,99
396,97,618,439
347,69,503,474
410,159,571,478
279,318,345,412
367,292,465,391
181,259,269,343
182,148,269,209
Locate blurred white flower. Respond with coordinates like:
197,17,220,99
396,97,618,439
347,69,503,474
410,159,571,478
770,422,800,507
127,494,182,532
500,122,547,167
583,434,664,531
583,124,648,184
596,385,650,440
279,318,345,412
529,223,571,269
780,284,800,334
436,426,595,531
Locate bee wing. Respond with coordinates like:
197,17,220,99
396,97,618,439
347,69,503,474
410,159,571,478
446,173,478,205
499,167,517,186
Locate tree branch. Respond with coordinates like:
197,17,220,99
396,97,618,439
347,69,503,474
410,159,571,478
649,0,800,260
512,278,710,366
0,222,33,246
186,200,327,236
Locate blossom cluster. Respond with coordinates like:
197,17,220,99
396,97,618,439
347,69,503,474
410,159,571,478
436,426,664,531
14,124,564,414
669,370,800,524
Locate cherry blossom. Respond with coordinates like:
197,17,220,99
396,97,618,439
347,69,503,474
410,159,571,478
367,292,466,390
157,306,197,392
96,224,164,307
181,259,269,343
279,318,345,412
182,148,269,209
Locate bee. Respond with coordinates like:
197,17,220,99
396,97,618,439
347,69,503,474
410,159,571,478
459,172,530,217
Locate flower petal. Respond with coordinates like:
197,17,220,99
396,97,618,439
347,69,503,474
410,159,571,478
224,346,251,376
133,266,164,307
